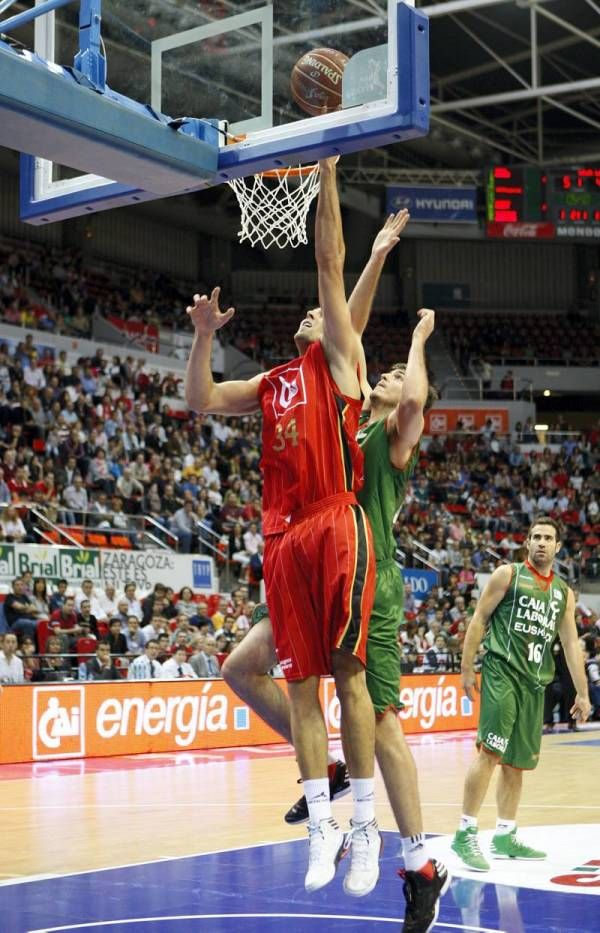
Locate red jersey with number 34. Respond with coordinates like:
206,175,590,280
258,341,365,535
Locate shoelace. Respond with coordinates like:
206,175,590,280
466,832,484,855
307,819,338,864
346,822,376,869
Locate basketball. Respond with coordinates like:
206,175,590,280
290,48,349,117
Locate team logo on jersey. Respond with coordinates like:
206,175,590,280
553,589,563,600
266,364,307,419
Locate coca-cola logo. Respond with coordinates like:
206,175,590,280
503,224,539,238
487,221,556,240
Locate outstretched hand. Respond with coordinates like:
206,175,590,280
371,209,410,259
187,287,235,336
413,307,435,342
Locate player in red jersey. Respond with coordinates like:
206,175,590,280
185,158,382,895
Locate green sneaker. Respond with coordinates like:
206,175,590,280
490,829,546,860
451,827,490,872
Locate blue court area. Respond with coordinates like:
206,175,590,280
3,832,598,933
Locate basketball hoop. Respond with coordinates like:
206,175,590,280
227,163,320,250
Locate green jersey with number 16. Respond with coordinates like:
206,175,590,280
482,560,569,688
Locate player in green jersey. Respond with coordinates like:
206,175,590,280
452,517,591,871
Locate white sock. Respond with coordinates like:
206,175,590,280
402,833,430,872
350,777,375,825
495,818,516,835
304,778,331,826
459,814,478,831
327,750,337,766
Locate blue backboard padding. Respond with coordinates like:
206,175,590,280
0,43,218,195
18,1,429,223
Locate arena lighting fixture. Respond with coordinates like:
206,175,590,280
543,389,551,397
534,424,549,431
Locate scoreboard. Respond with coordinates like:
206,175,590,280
487,166,600,239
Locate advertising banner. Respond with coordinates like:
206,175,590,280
555,224,600,240
0,675,480,764
424,408,509,435
386,186,477,223
486,221,556,239
402,568,439,598
0,544,214,593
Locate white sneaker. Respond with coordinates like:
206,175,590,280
343,818,382,897
305,818,345,892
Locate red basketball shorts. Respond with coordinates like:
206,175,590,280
263,493,375,681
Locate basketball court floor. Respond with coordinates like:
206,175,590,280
1,727,598,932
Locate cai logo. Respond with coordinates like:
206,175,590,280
266,364,307,419
33,686,85,759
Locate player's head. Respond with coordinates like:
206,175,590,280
526,517,562,567
369,363,438,411
294,307,323,352
582,634,597,660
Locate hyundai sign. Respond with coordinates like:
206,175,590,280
386,186,477,223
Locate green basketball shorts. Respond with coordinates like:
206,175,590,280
365,560,404,715
477,653,545,770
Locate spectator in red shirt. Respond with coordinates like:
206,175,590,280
8,466,31,501
50,596,79,638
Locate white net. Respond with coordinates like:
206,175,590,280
227,164,320,250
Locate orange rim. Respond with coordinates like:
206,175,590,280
260,164,319,179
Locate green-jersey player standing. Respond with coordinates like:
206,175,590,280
452,518,591,871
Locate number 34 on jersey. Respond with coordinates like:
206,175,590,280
273,417,300,452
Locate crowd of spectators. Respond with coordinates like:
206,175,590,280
1,571,599,721
0,325,266,566
0,237,199,338
0,308,599,606
1,234,600,719
440,309,600,374
0,576,259,684
395,420,600,584
0,237,412,382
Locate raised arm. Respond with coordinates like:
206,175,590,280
387,308,435,469
316,158,361,389
185,287,264,416
348,210,410,337
558,589,592,722
460,563,512,700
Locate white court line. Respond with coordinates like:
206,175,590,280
28,913,505,933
